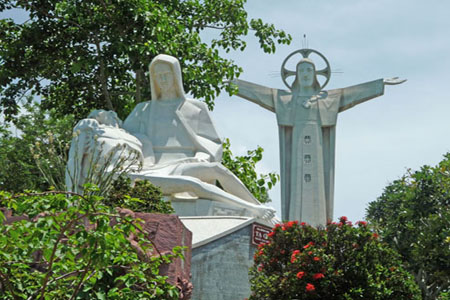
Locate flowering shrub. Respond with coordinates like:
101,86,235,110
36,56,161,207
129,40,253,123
249,217,421,300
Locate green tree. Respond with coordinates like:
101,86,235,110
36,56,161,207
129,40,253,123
0,187,182,299
221,138,279,203
0,0,291,121
249,218,421,300
0,102,75,193
366,154,450,300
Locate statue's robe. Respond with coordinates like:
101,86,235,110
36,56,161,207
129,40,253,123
123,98,223,173
234,79,384,225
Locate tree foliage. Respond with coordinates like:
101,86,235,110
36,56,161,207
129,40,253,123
0,102,75,193
221,138,279,203
366,154,450,300
249,217,420,300
0,186,182,299
0,0,291,121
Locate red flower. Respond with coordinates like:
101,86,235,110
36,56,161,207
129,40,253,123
300,222,307,226
285,220,298,228
312,273,325,280
339,216,348,223
313,257,320,261
291,250,301,263
372,233,379,239
303,244,311,249
282,226,287,231
280,249,286,254
356,220,367,226
273,223,281,229
308,251,313,255
296,271,305,279
268,231,275,238
305,283,315,292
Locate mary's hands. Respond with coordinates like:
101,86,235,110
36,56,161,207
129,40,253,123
384,77,407,85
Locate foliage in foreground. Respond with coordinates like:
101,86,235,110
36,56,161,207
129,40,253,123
0,0,291,121
0,186,182,299
367,153,450,300
222,138,279,203
249,217,420,300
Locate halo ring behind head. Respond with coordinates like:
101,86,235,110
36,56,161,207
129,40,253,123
281,48,331,90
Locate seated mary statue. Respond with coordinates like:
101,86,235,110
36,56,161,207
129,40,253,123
66,54,275,222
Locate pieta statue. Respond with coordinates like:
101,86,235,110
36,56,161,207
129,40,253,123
66,54,276,223
231,48,405,226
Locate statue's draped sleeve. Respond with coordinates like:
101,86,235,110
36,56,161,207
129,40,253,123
232,79,275,112
337,79,385,112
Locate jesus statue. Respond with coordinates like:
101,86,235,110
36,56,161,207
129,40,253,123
231,48,405,226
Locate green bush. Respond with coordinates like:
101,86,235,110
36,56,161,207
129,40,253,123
0,186,181,299
221,138,279,203
249,217,420,300
107,176,174,214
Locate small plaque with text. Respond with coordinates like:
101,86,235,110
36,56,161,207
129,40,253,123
252,224,271,245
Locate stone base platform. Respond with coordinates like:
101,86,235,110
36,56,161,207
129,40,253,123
180,216,271,300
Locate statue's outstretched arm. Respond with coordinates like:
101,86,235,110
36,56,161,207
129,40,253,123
230,79,275,112
338,79,384,112
338,77,406,112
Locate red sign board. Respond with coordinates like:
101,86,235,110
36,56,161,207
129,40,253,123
252,224,272,245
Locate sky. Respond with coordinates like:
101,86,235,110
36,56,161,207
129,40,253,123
2,1,450,222
209,0,450,221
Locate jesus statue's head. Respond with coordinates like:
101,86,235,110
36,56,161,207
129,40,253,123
291,58,321,93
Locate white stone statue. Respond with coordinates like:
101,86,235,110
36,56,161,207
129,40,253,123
119,54,276,221
231,48,406,226
65,109,144,194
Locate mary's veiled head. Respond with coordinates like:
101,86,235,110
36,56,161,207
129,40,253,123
149,54,186,100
